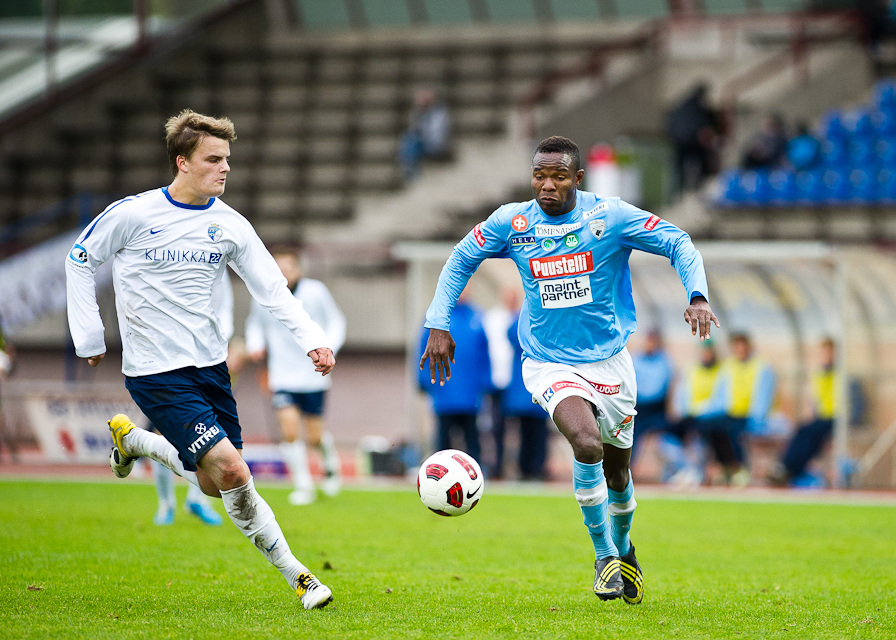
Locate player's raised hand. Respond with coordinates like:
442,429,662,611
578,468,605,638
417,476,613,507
684,295,720,341
420,328,455,386
308,347,336,375
87,353,105,367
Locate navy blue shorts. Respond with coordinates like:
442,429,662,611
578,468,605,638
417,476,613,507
125,362,242,472
271,390,326,416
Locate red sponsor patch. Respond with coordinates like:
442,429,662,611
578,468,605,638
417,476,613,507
589,381,621,395
552,381,589,393
473,223,485,247
644,215,661,230
529,252,593,279
511,214,529,232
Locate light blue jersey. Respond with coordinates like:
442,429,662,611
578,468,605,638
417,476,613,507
425,190,708,365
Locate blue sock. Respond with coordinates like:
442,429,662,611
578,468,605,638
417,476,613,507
608,470,636,557
573,459,618,560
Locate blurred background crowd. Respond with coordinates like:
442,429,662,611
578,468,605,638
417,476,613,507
1,0,896,494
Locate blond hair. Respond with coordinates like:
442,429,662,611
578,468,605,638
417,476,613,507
164,110,237,176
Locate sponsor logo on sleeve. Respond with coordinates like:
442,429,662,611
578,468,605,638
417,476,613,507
644,215,661,231
542,380,590,403
583,201,610,218
208,223,223,242
531,223,581,237
68,243,88,265
538,275,593,309
529,252,593,279
473,223,486,247
511,214,529,232
510,235,536,248
564,233,579,249
588,219,606,239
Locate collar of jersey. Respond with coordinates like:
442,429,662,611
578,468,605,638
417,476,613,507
535,190,581,221
162,186,216,210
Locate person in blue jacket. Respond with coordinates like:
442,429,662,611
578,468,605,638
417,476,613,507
420,136,718,604
418,289,490,462
501,314,550,480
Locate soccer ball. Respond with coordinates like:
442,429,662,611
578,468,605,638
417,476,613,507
416,449,484,516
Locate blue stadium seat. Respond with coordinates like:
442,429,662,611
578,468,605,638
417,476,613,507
768,169,796,204
739,170,772,205
843,110,873,137
820,138,848,167
719,169,745,205
876,166,896,202
873,80,896,112
848,134,876,165
822,167,850,203
820,111,847,142
848,166,878,202
795,169,824,205
874,136,896,163
871,109,896,135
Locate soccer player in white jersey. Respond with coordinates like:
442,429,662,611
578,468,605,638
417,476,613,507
245,248,346,505
65,110,335,609
421,136,719,603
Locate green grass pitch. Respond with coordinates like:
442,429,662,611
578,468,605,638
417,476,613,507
1,479,894,639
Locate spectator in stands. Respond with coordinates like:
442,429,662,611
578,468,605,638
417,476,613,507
630,330,674,457
701,333,776,487
741,114,788,169
418,288,490,461
767,338,842,487
665,83,721,192
500,314,550,480
398,86,452,181
0,329,14,463
483,286,521,478
786,122,821,171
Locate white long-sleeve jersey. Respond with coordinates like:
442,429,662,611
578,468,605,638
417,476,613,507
65,187,329,377
245,277,346,393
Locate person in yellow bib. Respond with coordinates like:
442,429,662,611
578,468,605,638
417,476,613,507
700,333,776,486
768,338,839,487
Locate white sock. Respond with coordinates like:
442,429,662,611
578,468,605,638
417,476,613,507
319,432,341,477
152,459,176,509
220,476,309,589
124,428,200,489
280,441,314,493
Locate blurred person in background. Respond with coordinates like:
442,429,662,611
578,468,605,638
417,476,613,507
398,86,452,181
245,248,346,506
483,285,521,478
418,287,490,462
665,83,721,192
741,114,788,170
767,338,858,487
630,330,674,458
701,333,776,487
150,269,235,526
666,340,722,486
501,313,550,480
0,325,14,463
786,122,821,171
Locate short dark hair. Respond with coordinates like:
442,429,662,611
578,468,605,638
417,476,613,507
534,136,581,172
730,332,751,347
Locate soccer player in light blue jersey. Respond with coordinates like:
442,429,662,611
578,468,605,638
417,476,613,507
420,136,719,603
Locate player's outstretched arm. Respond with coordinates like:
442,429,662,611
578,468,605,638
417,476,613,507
308,347,335,376
420,328,455,386
684,295,720,340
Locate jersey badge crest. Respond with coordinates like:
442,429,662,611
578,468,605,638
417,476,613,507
208,223,223,242
564,233,579,249
588,219,606,240
68,243,88,264
541,238,555,251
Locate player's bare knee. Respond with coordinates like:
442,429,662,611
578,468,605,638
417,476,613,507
571,429,603,464
605,465,630,492
218,459,251,490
